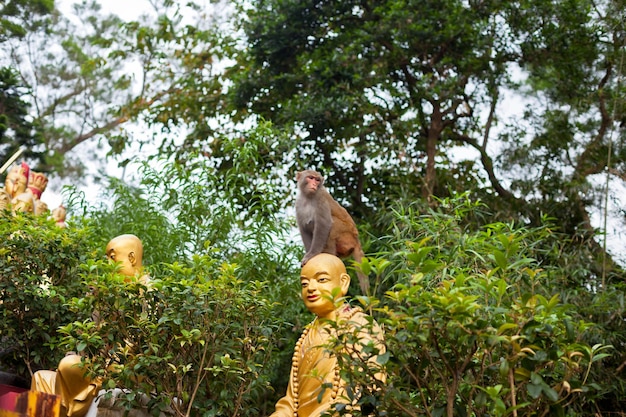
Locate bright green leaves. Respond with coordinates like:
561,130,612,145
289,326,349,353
60,253,285,416
340,194,614,417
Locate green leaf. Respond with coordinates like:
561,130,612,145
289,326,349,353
527,383,543,399
491,249,508,270
377,351,390,365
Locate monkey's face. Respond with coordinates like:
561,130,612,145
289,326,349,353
305,174,321,193
298,170,323,195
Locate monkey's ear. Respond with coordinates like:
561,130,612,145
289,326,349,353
296,171,302,181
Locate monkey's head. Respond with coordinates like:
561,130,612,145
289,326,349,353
297,170,324,195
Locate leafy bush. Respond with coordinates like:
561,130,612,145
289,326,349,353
4,152,618,417
58,255,288,417
0,212,95,379
334,196,612,416
51,138,305,416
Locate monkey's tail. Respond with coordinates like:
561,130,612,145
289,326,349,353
356,270,370,296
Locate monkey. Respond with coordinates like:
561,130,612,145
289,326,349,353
295,169,370,295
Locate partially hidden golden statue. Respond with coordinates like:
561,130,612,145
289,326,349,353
30,354,100,417
3,162,29,199
30,234,147,417
27,170,50,215
1,162,35,214
105,233,149,285
51,205,68,228
270,253,386,417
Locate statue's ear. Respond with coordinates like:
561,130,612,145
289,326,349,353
340,272,351,295
128,251,136,266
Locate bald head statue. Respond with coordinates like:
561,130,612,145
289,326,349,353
106,234,144,279
300,253,351,321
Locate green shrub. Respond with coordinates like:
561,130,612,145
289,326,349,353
0,212,95,379
58,255,288,417
333,196,612,416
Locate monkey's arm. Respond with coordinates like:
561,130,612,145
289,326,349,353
297,221,313,251
302,206,332,265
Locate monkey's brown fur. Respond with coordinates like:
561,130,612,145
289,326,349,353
295,169,369,295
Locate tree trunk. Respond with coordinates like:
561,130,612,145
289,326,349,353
423,102,442,204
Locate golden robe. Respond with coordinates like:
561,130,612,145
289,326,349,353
270,305,385,417
31,354,100,417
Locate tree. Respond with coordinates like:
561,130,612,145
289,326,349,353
0,0,53,41
230,0,518,210
0,0,52,167
0,67,44,168
230,0,625,277
1,0,231,180
497,0,626,278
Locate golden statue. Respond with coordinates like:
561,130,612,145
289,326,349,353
105,233,148,285
1,162,35,213
30,354,100,417
27,170,50,215
30,234,147,417
3,162,28,198
51,205,68,228
270,253,386,417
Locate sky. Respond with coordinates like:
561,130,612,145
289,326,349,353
58,0,151,21
42,0,155,210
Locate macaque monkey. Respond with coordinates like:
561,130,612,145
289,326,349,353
295,169,369,295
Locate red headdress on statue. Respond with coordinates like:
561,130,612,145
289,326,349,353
17,162,30,184
28,171,48,199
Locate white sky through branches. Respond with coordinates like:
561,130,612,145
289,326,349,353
48,0,625,268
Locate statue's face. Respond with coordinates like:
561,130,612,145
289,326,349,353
5,166,27,197
52,206,66,222
35,200,48,216
300,254,350,320
106,237,139,277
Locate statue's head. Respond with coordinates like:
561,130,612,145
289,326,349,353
52,205,66,221
35,200,49,216
106,234,144,278
300,253,351,320
5,162,29,197
28,171,48,199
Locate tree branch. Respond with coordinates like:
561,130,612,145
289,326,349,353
453,132,520,203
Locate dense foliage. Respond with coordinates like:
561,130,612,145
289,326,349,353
339,198,614,416
1,0,625,416
60,257,287,417
0,212,94,379
0,161,621,416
